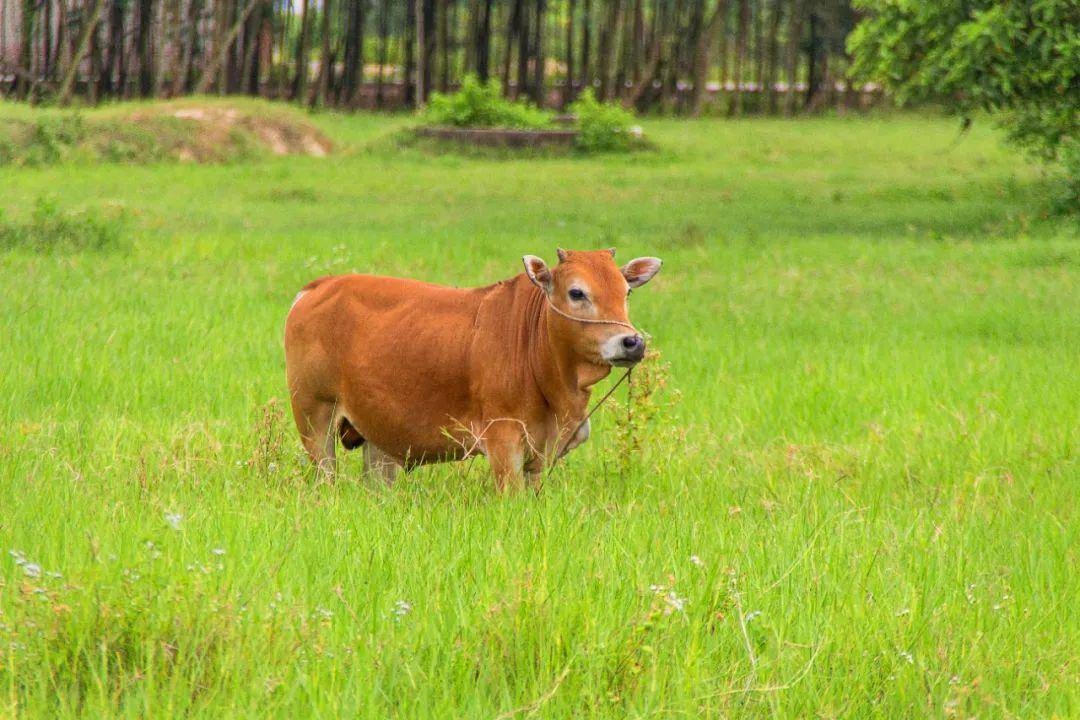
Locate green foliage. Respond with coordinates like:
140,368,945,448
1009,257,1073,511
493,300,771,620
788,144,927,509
423,75,552,129
569,89,639,152
0,197,125,253
849,0,1080,209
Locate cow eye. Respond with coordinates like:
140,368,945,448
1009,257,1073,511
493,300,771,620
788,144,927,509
568,288,586,301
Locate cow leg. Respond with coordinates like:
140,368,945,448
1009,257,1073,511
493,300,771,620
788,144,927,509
486,434,525,492
290,396,337,477
363,443,400,485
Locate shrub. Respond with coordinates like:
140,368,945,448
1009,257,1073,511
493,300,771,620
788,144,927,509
569,89,638,153
423,75,552,129
0,197,125,253
602,350,683,478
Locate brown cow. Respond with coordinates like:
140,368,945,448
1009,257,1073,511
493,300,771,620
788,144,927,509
283,248,662,490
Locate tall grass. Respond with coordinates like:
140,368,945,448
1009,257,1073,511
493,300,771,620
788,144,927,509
0,104,1077,718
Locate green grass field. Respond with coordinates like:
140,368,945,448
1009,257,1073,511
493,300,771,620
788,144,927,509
1,101,1078,718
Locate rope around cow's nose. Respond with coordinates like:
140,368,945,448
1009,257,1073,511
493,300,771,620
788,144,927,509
545,297,648,338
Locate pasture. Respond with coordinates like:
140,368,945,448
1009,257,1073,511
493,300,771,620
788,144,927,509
1,103,1078,717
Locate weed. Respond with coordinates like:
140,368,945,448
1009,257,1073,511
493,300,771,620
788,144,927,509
0,197,125,253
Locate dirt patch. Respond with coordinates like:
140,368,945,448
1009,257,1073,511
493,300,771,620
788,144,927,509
0,102,334,167
154,106,333,161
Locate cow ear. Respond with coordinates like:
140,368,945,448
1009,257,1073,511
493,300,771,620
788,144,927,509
607,247,616,257
523,255,554,294
556,248,568,263
621,257,662,288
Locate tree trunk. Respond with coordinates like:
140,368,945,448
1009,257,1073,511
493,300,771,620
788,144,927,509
476,0,492,80
597,0,622,101
783,0,804,116
580,0,591,92
376,0,388,105
196,0,259,93
137,0,155,96
435,0,448,92
292,0,311,100
182,0,204,93
562,0,575,106
531,0,544,104
729,0,747,115
630,0,643,85
313,0,331,106
763,0,782,113
415,0,425,105
59,0,106,103
44,0,54,82
17,0,36,98
625,0,668,109
514,0,528,98
89,8,104,101
343,0,364,103
404,0,415,105
689,0,727,115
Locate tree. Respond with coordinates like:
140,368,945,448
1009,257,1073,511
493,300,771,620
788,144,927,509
689,0,727,115
850,0,1080,207
136,0,155,96
59,0,108,104
292,0,312,100
343,0,365,104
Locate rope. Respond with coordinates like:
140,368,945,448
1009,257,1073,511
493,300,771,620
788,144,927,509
546,367,633,480
545,298,638,332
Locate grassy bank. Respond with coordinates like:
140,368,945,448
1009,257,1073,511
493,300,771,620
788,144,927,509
0,103,1077,718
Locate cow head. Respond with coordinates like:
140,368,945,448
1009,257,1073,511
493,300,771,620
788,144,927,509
523,248,662,367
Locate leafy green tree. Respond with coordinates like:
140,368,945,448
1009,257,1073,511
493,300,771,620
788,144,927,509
848,0,1080,209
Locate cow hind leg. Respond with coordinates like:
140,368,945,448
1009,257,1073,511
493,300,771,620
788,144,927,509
291,397,338,477
363,443,400,485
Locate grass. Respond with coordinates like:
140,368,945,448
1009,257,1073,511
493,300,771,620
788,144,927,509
0,100,1077,718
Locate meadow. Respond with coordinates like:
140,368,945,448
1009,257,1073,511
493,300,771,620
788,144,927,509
1,102,1078,718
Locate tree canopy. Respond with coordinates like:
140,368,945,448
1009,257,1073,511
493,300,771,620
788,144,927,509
849,0,1079,205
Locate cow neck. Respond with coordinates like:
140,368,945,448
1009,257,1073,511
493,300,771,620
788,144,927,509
527,285,612,424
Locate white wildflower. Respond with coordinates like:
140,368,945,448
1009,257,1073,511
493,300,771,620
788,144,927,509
744,610,762,623
898,650,914,664
690,555,704,567
164,512,182,530
211,548,226,556
663,591,687,614
392,600,412,619
22,563,41,578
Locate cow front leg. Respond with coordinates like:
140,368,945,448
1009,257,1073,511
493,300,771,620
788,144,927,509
485,434,525,492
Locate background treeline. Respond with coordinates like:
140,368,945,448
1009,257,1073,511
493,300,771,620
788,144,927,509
0,0,874,112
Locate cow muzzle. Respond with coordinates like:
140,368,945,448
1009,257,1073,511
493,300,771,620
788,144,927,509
602,332,646,367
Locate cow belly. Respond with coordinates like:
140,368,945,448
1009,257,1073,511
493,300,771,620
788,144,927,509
337,348,476,466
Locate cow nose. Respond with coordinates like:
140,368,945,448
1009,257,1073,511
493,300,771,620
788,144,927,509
622,334,645,359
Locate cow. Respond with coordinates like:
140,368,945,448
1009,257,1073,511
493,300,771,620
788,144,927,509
283,248,662,490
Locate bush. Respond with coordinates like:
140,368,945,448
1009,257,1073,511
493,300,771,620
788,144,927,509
0,197,125,253
569,89,639,153
423,75,552,129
